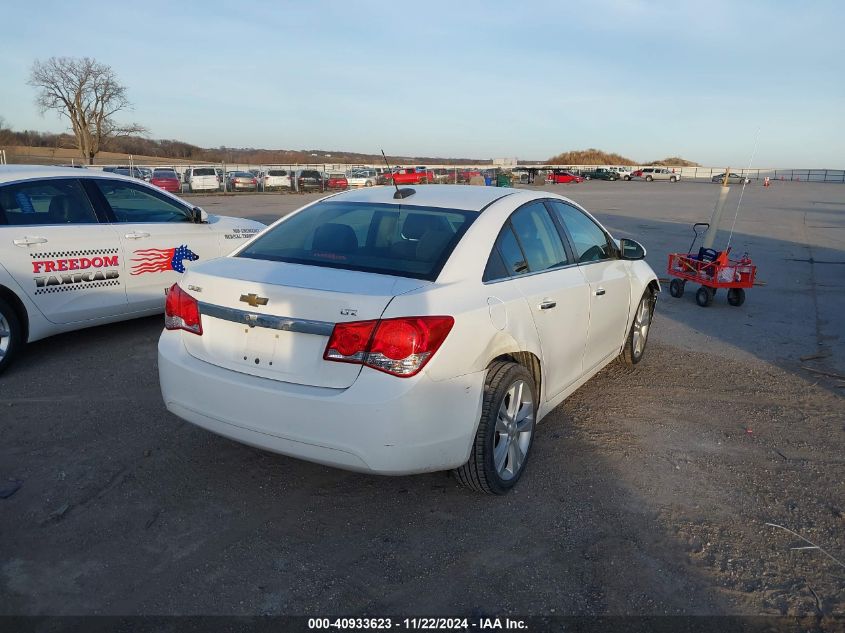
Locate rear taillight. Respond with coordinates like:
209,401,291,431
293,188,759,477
164,283,202,335
324,316,454,377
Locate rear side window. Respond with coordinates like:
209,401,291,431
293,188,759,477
237,200,476,281
509,202,569,272
0,178,99,225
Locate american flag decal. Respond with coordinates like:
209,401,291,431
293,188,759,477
131,244,199,276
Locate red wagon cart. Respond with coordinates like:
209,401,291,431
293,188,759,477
667,222,757,307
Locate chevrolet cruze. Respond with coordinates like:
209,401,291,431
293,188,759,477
158,185,659,493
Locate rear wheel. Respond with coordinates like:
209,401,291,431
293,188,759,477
669,278,685,298
585,175,592,180
0,297,23,375
645,175,653,182
696,286,714,307
453,362,536,495
670,176,678,183
727,288,746,306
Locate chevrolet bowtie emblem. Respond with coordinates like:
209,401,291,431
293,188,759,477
240,293,269,307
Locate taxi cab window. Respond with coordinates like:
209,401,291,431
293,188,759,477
0,178,99,226
93,179,192,223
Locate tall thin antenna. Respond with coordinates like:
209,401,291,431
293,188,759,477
380,149,401,197
726,128,761,249
380,149,415,199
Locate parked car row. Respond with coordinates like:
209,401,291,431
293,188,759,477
111,164,696,196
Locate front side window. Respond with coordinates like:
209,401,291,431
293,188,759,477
92,179,192,223
237,200,476,281
0,178,98,226
548,200,614,263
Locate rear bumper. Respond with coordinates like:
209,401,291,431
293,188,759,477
158,332,485,474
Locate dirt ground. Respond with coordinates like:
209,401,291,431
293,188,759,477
0,181,843,619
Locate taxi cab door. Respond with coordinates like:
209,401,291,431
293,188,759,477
85,177,219,311
0,177,128,324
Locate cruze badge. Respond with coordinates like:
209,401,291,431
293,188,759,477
240,293,269,307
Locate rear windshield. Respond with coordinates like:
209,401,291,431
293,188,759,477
267,170,287,176
193,168,216,176
153,169,177,177
237,201,477,281
300,171,321,178
232,172,253,177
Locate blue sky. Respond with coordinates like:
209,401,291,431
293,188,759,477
1,0,843,166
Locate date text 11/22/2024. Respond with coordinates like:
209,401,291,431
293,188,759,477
307,617,528,630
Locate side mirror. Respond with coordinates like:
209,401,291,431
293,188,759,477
191,206,208,223
619,238,646,260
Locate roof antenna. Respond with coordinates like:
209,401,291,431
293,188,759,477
381,149,415,199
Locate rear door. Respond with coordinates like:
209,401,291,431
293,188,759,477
0,177,127,324
86,177,220,311
547,200,631,372
498,201,590,399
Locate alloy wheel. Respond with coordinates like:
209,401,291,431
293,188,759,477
493,380,534,480
0,312,10,360
632,297,652,358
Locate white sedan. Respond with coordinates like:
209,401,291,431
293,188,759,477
0,165,265,374
346,170,378,188
158,185,658,493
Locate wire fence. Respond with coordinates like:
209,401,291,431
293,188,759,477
3,150,845,190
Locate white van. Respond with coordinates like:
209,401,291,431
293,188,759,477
185,167,219,193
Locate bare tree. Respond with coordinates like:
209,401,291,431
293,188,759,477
28,57,147,164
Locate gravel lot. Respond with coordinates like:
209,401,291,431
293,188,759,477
1,181,843,618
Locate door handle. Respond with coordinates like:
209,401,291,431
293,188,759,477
539,300,557,310
595,288,606,296
124,231,151,239
13,236,48,247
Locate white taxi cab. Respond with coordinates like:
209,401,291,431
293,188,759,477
0,165,265,374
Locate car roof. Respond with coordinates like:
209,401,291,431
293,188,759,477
0,164,145,185
326,184,517,212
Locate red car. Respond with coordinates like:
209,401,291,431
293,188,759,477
386,168,435,185
150,169,182,193
326,173,349,190
546,169,584,184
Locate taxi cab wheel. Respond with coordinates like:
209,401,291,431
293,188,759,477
0,297,23,375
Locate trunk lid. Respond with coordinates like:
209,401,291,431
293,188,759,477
180,257,429,388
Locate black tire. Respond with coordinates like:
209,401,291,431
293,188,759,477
669,278,685,298
0,296,24,375
624,176,631,181
727,288,746,306
609,177,617,181
696,286,714,307
620,289,655,367
670,176,678,183
645,175,653,182
585,175,591,180
453,361,537,495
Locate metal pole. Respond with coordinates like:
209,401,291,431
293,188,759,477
702,167,731,250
